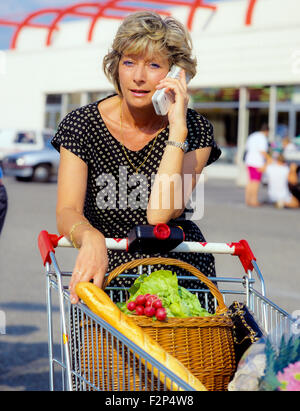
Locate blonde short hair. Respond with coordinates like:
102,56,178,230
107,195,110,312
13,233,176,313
103,11,197,94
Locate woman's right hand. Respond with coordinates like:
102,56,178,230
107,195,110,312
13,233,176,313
69,229,108,304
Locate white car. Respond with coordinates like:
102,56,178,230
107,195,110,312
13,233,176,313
2,139,60,182
0,128,54,163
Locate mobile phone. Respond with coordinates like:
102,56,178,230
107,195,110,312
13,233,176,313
152,65,191,116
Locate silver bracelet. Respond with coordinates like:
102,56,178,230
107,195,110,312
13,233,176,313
165,140,189,153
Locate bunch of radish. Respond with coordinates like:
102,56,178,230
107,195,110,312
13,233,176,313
127,294,167,321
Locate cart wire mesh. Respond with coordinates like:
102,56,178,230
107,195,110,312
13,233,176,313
45,263,294,392
46,268,199,391
39,232,295,392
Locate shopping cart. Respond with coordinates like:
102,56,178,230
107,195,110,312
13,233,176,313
38,225,295,392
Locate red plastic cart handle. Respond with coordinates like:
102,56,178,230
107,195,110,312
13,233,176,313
231,239,256,273
38,230,63,266
38,230,257,273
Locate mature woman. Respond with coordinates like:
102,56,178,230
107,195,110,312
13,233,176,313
52,11,221,309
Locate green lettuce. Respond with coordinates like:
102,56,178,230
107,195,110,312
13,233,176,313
117,270,213,318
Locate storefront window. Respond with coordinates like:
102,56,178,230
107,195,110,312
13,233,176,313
197,108,238,147
67,93,81,112
248,108,268,134
190,86,297,103
45,111,62,130
88,90,113,103
191,88,240,148
248,87,270,102
190,88,240,103
277,86,294,102
46,94,62,105
45,94,63,130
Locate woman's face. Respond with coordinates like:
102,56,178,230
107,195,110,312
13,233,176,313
118,51,170,108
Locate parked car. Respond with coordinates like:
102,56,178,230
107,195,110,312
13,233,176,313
0,128,54,164
2,139,59,182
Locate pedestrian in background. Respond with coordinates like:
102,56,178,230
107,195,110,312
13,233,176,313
0,166,8,235
282,136,297,156
288,162,300,208
262,152,299,208
244,124,269,207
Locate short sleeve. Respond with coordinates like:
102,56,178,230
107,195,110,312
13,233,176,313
51,109,90,164
186,109,221,166
261,136,268,152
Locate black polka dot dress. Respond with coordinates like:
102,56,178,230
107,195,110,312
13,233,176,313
52,96,221,312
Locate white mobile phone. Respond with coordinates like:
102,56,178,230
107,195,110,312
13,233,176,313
152,65,191,116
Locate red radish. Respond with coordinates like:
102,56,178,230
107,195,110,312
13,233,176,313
153,299,163,309
127,301,136,311
145,295,159,306
144,306,156,317
135,305,144,315
135,295,146,306
144,293,151,300
145,299,153,307
155,307,167,321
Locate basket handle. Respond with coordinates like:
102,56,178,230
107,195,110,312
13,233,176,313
103,257,228,315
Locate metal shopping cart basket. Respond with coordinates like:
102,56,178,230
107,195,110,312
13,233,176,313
38,224,295,392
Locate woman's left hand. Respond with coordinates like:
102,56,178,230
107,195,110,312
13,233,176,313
155,69,189,134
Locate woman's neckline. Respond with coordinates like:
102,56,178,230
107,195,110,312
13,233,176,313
94,95,168,153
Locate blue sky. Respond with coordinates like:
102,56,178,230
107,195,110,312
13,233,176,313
0,0,236,50
0,0,104,49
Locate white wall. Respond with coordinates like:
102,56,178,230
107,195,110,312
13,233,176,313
0,44,113,129
0,0,300,129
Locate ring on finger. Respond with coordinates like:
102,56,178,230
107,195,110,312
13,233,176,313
76,270,83,275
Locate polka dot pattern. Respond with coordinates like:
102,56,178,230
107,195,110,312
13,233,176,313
52,96,221,312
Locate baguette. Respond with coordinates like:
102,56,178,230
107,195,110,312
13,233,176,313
76,282,207,391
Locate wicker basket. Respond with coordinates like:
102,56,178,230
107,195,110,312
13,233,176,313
79,257,236,391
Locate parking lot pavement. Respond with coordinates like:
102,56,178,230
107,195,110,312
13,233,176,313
0,176,299,391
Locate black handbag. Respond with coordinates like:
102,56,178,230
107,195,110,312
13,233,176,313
228,301,264,364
